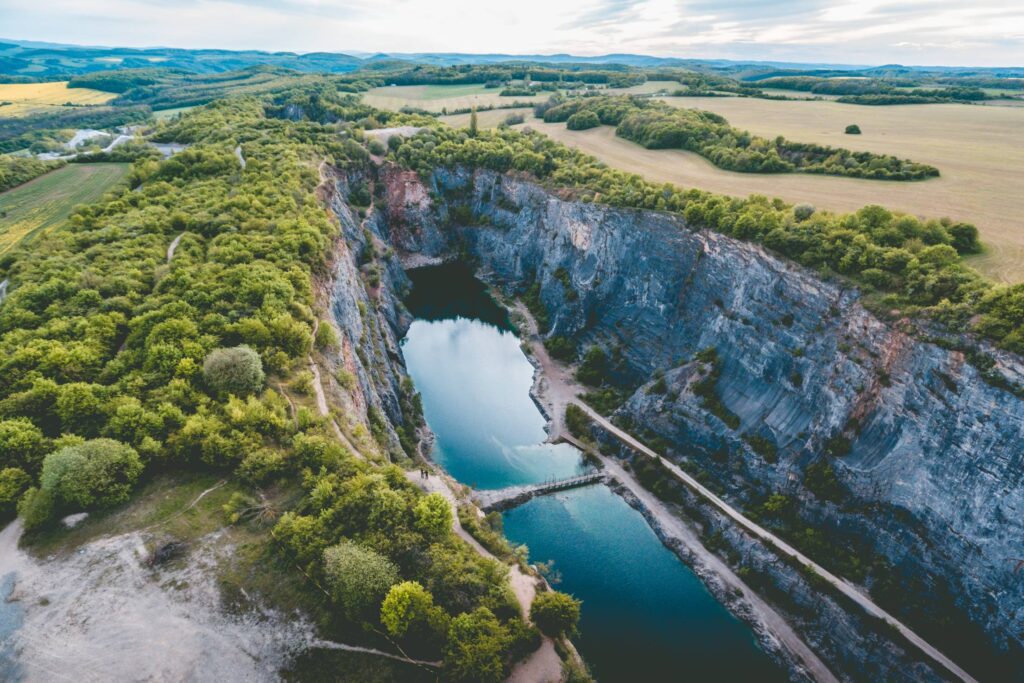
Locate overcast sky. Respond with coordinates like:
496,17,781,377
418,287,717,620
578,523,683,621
1,0,1021,67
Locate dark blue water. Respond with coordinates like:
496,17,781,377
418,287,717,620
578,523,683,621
402,264,783,682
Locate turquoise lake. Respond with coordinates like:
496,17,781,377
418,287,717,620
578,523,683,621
401,264,784,682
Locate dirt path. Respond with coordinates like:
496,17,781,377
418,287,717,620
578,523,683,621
403,469,564,682
166,232,184,262
516,304,977,683
234,144,246,169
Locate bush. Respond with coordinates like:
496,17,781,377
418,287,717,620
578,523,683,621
576,347,608,386
17,487,55,531
444,607,510,683
793,203,815,221
503,112,526,126
845,124,862,134
413,492,453,541
545,336,576,362
40,438,143,509
203,346,265,397
566,110,600,131
323,540,399,620
0,467,31,520
380,581,449,641
367,138,387,155
530,590,581,637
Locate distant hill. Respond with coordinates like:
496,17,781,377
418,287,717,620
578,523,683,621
0,38,1020,81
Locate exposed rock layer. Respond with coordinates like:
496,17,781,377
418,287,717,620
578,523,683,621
323,163,1024,680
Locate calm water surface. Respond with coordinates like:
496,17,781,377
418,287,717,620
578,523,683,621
401,264,784,682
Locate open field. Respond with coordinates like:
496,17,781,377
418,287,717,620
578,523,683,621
364,81,681,114
512,96,1024,283
0,163,130,254
0,81,117,117
363,84,537,113
153,105,198,121
438,106,533,129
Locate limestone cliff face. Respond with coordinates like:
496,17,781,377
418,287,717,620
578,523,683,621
371,164,1023,673
317,166,416,462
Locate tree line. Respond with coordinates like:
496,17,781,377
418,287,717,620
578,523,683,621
540,95,940,180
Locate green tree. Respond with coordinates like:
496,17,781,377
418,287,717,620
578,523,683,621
0,418,47,472
40,438,143,509
469,107,479,138
529,590,581,637
845,124,862,134
444,607,510,683
17,486,55,531
323,539,399,619
413,492,452,541
0,467,31,520
380,580,449,640
566,110,600,131
202,345,265,397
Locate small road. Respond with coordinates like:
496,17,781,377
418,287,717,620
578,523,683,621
516,305,977,683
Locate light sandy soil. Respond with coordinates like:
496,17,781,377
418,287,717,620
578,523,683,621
0,521,315,682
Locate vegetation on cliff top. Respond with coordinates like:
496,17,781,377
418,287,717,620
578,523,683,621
389,121,1021,356
540,95,939,180
0,92,544,678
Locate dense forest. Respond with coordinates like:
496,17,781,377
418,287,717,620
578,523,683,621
0,93,577,681
540,95,940,180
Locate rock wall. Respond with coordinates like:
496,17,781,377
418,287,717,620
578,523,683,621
365,163,1024,678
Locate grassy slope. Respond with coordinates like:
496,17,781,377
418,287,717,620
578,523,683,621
0,163,130,255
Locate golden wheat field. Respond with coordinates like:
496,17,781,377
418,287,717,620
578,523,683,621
0,81,118,117
530,97,1024,283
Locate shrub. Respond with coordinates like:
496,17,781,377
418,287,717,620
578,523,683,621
545,336,576,362
40,438,143,509
805,460,845,501
203,346,265,397
444,607,510,683
380,581,449,640
503,112,526,126
0,467,31,520
323,540,399,620
17,487,55,531
566,110,600,131
413,492,453,541
793,203,815,221
576,347,608,386
564,404,590,438
367,138,386,155
845,124,862,134
0,418,47,473
530,590,581,637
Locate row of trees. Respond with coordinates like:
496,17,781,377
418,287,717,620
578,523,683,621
541,96,940,180
388,123,1021,357
0,155,63,192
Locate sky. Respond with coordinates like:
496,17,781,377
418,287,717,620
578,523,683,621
1,0,1022,67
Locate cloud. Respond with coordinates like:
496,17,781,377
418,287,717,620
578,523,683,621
0,0,1021,65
